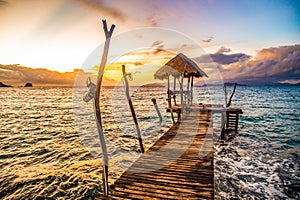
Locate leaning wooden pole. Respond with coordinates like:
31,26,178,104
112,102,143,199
151,98,163,123
226,82,237,107
122,65,145,153
94,19,115,196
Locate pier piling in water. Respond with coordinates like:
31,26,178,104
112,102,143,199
151,98,163,123
122,65,145,153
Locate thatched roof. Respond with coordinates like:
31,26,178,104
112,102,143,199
154,53,208,80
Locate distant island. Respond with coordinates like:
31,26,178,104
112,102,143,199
264,82,300,86
24,83,33,87
141,83,165,87
194,82,300,87
224,82,247,86
0,82,34,87
0,82,12,87
194,82,247,87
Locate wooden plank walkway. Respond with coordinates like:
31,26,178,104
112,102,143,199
107,107,214,199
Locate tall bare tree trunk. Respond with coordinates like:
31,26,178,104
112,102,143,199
94,19,115,196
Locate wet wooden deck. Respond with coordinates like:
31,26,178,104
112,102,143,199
108,107,214,199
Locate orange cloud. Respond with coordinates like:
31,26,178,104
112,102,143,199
74,0,127,21
0,64,91,86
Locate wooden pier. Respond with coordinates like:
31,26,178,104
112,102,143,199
105,107,214,199
92,21,243,199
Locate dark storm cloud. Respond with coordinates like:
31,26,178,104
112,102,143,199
195,45,300,84
223,45,300,83
0,0,7,6
195,46,251,65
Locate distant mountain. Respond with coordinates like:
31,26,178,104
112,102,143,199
224,82,247,86
264,82,300,86
141,83,165,87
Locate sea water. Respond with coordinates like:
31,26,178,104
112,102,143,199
0,85,299,199
214,85,300,199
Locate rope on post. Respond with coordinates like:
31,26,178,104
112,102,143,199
122,65,145,153
151,98,163,123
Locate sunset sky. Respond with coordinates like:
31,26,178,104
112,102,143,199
0,0,299,85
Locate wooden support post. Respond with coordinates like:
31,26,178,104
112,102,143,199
168,76,175,124
180,69,185,109
187,77,190,104
173,77,177,105
94,19,115,196
223,84,228,106
180,77,184,106
173,95,177,106
173,77,176,91
178,76,183,109
151,98,162,123
226,112,230,130
220,112,226,140
235,114,239,131
220,128,225,140
122,65,145,153
221,112,225,129
191,76,194,104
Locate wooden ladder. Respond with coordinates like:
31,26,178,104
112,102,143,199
226,112,239,131
221,108,243,140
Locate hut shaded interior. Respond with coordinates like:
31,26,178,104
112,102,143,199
154,53,208,123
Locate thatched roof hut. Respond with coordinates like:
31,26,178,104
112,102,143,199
154,53,208,80
153,53,208,123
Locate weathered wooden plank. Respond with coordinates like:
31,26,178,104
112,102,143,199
109,106,214,199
